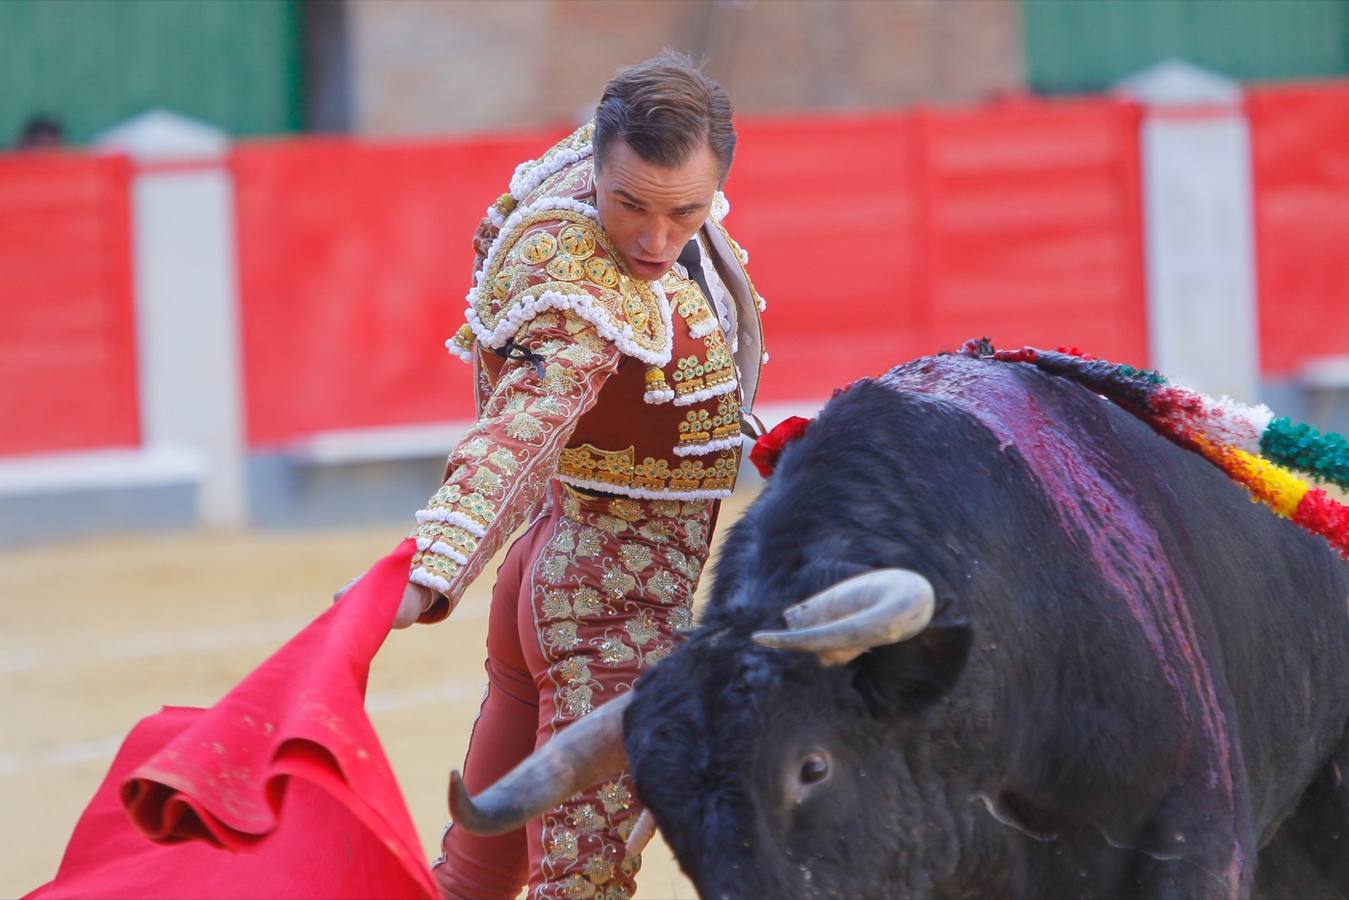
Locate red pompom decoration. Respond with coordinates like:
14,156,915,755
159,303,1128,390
750,416,813,478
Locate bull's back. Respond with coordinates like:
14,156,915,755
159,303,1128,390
882,355,1349,834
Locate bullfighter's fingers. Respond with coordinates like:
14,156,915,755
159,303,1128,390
625,809,658,857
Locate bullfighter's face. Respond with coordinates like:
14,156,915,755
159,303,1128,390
593,138,719,282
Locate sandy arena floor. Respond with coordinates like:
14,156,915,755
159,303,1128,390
1,490,758,899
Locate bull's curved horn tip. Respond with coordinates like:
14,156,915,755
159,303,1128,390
448,770,472,826
625,809,658,857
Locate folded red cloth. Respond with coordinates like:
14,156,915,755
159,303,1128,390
27,539,437,900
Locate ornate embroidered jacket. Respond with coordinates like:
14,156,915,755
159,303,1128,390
409,122,767,613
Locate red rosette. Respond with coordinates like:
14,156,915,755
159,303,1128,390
750,416,813,478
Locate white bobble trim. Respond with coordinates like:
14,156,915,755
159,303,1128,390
414,508,488,538
410,568,452,593
556,474,730,501
414,539,471,565
445,338,474,363
643,388,675,405
671,435,743,457
672,380,737,407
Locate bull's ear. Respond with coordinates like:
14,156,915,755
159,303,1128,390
849,606,971,719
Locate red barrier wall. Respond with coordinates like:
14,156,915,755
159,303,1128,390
232,132,565,447
1247,83,1349,378
234,101,1147,442
0,153,139,456
729,99,1147,402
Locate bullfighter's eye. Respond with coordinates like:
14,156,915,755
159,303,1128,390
799,752,830,785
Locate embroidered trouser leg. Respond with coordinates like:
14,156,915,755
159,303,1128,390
434,483,715,900
433,511,544,900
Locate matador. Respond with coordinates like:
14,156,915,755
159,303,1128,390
401,54,767,899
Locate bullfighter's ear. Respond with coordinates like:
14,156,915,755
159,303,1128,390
849,604,972,719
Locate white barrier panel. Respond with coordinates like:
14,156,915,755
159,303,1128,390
1120,61,1260,402
97,111,247,527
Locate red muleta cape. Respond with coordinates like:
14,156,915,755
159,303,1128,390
27,539,437,900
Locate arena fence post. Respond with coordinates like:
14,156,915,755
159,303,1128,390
1116,61,1261,403
96,110,248,528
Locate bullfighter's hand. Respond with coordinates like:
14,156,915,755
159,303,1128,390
332,576,435,629
393,580,436,629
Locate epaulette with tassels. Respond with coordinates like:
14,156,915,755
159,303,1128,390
966,340,1349,559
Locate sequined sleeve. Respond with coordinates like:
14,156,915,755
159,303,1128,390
408,309,622,622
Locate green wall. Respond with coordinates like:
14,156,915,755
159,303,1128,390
1024,0,1349,93
2,0,303,146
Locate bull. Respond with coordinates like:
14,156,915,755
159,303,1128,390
450,352,1349,899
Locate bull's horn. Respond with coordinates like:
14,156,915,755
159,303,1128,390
625,809,659,856
449,691,632,836
751,569,935,666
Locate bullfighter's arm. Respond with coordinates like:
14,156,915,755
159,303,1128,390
406,309,622,623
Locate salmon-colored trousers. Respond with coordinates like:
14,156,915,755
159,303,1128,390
433,481,715,900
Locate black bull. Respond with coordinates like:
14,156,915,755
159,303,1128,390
454,354,1349,899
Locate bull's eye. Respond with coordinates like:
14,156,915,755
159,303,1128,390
799,752,830,785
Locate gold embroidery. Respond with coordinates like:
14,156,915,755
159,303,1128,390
616,815,638,842
679,409,712,444
595,636,636,666
540,555,569,584
520,230,558,264
646,569,679,604
618,543,653,573
559,224,596,258
624,610,659,646
583,855,615,885
530,395,566,417
556,656,591,684
568,803,602,833
607,498,643,522
542,363,582,396
601,568,637,598
475,209,667,361
558,874,597,899
541,590,572,620
637,520,673,544
559,342,600,366
458,492,497,521
549,829,580,862
468,468,503,496
594,514,628,535
585,256,619,288
504,413,544,441
546,255,586,281
461,437,492,458
576,527,603,557
597,781,632,816
572,586,605,616
667,607,693,632
559,445,739,495
486,447,519,474
562,683,594,717
546,621,580,652
550,529,577,554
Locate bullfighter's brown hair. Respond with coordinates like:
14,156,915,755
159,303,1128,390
593,50,736,186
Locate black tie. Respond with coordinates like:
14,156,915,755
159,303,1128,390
677,238,714,303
